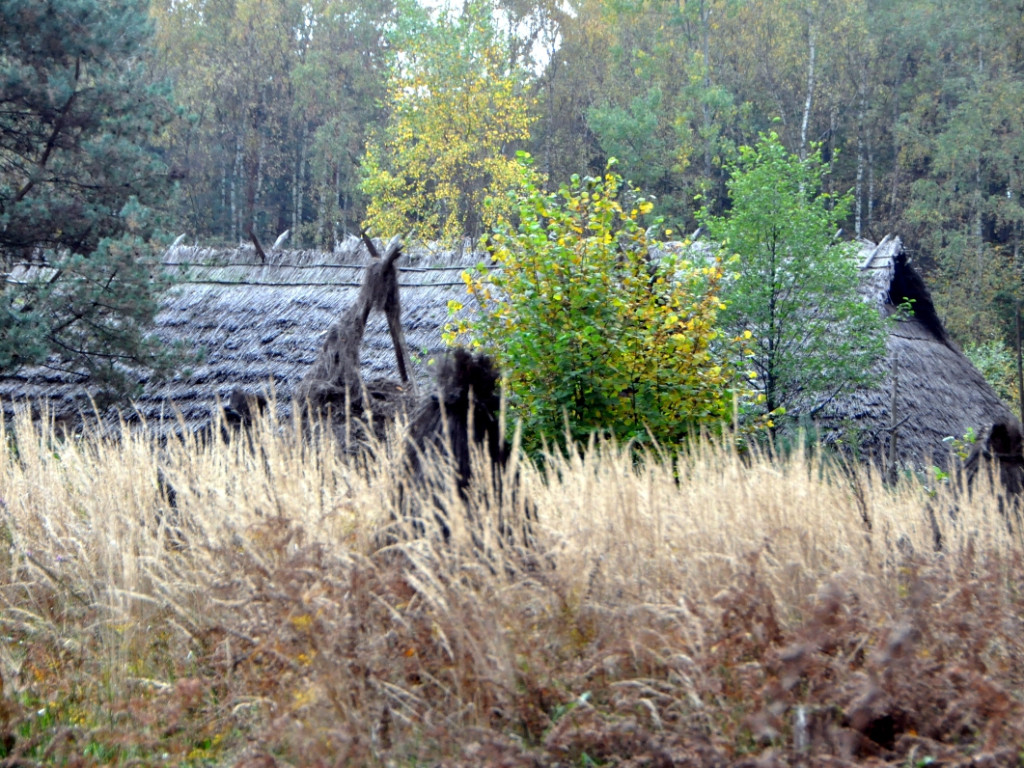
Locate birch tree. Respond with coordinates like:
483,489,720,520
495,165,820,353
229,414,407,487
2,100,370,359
360,0,535,245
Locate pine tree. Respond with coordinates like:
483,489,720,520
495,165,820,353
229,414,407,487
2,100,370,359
0,0,178,392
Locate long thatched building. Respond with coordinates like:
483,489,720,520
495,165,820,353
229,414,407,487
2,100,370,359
0,235,1015,468
0,237,477,435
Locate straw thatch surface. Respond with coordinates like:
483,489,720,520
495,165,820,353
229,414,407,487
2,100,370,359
0,234,1014,465
0,237,478,436
816,235,1016,468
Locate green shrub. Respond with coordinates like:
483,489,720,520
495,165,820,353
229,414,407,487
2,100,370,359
446,154,752,453
964,339,1020,416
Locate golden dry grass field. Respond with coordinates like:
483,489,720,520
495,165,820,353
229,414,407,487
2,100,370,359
1,407,1022,766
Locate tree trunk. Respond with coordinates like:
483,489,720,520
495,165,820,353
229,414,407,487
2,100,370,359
700,0,714,178
293,124,306,237
800,19,817,160
254,136,265,233
231,135,243,244
855,73,867,237
335,167,344,243
867,129,875,232
889,94,900,213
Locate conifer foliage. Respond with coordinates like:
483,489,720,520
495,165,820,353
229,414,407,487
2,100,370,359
0,0,177,390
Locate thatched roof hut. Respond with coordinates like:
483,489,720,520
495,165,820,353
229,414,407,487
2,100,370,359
816,235,1016,467
0,237,477,436
0,234,1014,465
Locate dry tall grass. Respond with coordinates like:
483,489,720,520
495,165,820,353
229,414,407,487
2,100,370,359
1,406,1022,766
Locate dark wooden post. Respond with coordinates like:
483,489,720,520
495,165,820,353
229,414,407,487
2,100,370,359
887,355,899,486
1016,298,1023,428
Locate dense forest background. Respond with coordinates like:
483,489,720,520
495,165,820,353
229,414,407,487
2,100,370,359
149,0,1024,360
4,0,1024,391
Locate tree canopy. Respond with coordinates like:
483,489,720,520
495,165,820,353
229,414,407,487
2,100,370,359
3,0,1023,403
449,156,746,451
700,132,887,424
142,0,1024,364
0,0,178,390
360,0,535,247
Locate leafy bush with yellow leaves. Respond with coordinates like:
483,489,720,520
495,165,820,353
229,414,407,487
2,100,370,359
447,155,752,452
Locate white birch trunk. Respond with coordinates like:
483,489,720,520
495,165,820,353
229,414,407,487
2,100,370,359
231,135,242,244
867,130,875,230
855,74,867,237
800,20,817,160
292,133,301,237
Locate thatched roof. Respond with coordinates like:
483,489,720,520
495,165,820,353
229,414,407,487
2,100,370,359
816,235,1016,468
0,234,1014,464
0,237,478,435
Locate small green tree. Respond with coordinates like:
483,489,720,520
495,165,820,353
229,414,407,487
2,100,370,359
448,155,748,452
0,0,179,392
699,132,887,423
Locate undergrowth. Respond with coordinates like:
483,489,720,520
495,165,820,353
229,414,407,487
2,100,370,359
0,406,1023,766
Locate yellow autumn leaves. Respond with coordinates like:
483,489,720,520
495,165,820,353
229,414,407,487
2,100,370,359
360,3,534,245
446,159,757,451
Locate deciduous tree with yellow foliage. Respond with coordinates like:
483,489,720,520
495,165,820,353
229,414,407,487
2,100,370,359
360,0,535,246
448,155,751,452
